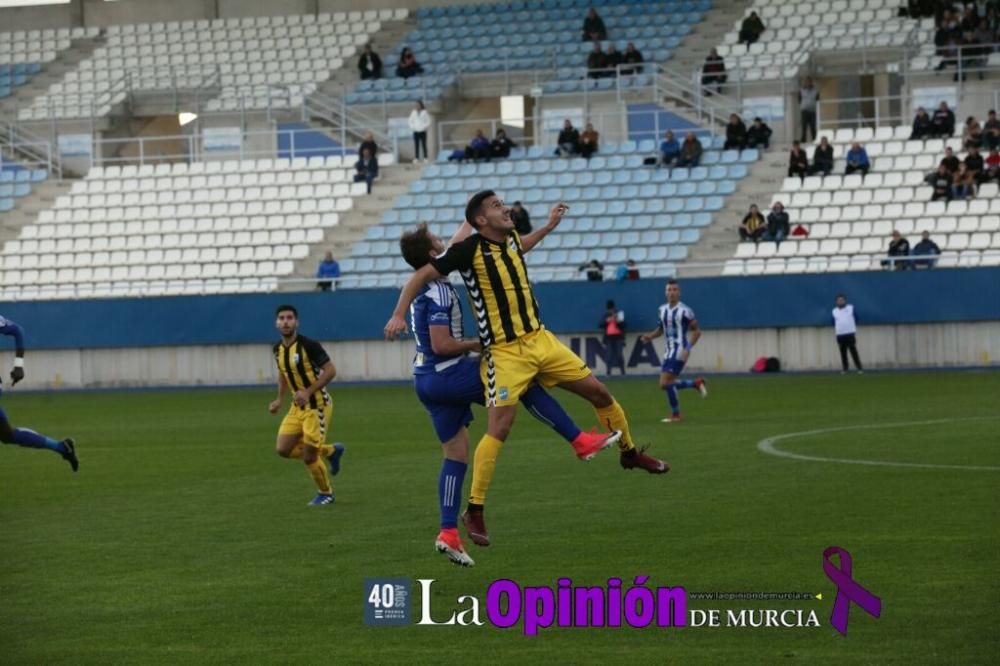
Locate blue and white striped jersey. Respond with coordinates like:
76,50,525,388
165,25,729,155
658,301,696,360
410,280,465,374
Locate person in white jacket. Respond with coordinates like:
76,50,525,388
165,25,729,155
409,100,431,162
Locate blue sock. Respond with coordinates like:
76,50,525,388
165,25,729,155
665,386,680,415
521,384,582,442
439,458,467,529
11,428,64,452
675,379,696,390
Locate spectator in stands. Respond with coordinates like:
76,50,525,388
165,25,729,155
587,41,606,79
965,144,985,181
738,204,767,243
960,4,979,32
963,116,984,149
491,128,516,159
556,119,580,157
358,44,383,80
511,201,532,234
844,142,870,177
765,202,790,244
912,231,941,268
935,14,962,70
983,109,1000,150
358,131,378,159
677,132,703,167
986,147,1000,183
582,7,608,42
408,100,431,163
932,101,955,137
810,136,834,176
746,117,773,150
940,145,960,173
926,163,954,200
799,77,819,143
604,43,623,77
396,47,424,79
883,230,911,270
724,113,748,150
579,122,600,159
621,42,644,74
958,30,989,81
624,259,640,280
952,163,976,198
701,48,726,95
462,129,491,162
788,141,809,180
579,259,604,281
316,251,340,290
658,130,680,168
353,147,379,194
738,11,765,48
910,107,933,140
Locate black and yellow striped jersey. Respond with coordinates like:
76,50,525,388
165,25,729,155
273,334,331,409
430,231,541,348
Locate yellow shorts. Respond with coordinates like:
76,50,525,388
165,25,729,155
278,400,333,448
480,328,592,407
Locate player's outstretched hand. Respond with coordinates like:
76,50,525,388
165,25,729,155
10,366,24,385
268,399,281,414
548,202,569,228
639,335,651,344
384,315,408,340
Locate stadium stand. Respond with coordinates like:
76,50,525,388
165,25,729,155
0,162,49,214
1,28,98,99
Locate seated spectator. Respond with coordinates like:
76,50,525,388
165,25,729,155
579,122,599,159
965,145,985,182
911,231,941,269
882,230,911,271
625,259,639,280
358,44,383,80
931,101,955,137
940,146,960,174
724,113,748,150
985,147,1000,184
810,136,834,175
925,163,954,201
491,128,516,159
739,11,765,47
604,43,622,77
844,142,870,177
788,141,809,180
934,14,962,70
463,129,491,161
738,204,766,243
658,130,680,168
582,8,607,42
579,259,604,281
963,117,984,149
746,117,773,150
316,251,340,290
586,41,606,79
556,119,580,157
353,148,379,193
951,163,976,199
396,47,424,79
677,132,703,167
910,107,933,140
983,109,1000,150
701,48,726,95
765,202,790,244
358,131,378,159
621,42,644,74
511,201,531,234
957,29,988,81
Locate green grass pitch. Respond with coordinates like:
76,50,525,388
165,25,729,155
1,371,998,664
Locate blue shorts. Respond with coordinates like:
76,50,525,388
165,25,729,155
0,405,6,424
414,357,485,443
661,356,686,375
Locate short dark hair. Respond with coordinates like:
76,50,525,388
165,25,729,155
836,293,846,300
276,304,298,318
667,279,679,286
400,222,435,269
465,189,496,227
606,299,615,309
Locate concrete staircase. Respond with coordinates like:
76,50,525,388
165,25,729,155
667,0,751,81
0,36,105,117
0,178,75,246
316,17,417,100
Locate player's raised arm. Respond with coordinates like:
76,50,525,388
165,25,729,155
0,316,26,385
269,372,289,414
447,220,475,247
519,202,568,252
385,263,444,339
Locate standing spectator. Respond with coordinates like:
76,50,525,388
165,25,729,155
883,230,911,270
316,251,340,291
910,107,933,140
810,136,834,175
490,128,516,159
461,129,491,162
582,7,607,41
621,42,644,74
604,43,623,77
985,147,1000,184
658,130,680,168
765,202,790,244
844,142,870,177
556,119,580,157
963,117,984,149
586,41,606,79
926,163,954,201
511,201,532,235
579,259,604,281
701,48,727,95
832,294,863,374
965,145,985,182
746,117,773,150
951,163,976,199
983,109,1000,150
625,259,640,280
788,141,810,180
600,300,627,376
353,147,379,193
677,132,703,167
724,113,748,150
738,204,767,242
799,77,819,143
940,145,960,174
395,47,424,79
358,131,378,159
357,43,382,80
408,100,431,163
579,122,600,159
738,11,765,47
911,230,941,268
931,101,955,137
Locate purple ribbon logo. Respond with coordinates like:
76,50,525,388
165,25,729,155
823,546,882,635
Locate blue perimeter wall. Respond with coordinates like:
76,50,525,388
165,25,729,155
2,268,998,350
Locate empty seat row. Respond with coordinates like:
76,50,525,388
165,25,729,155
723,250,1000,275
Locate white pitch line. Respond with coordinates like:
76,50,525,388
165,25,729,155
757,418,1000,472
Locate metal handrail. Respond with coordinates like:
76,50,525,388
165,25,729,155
302,90,398,158
0,121,61,178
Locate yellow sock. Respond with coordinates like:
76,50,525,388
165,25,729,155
469,434,504,506
594,400,635,451
305,456,332,494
